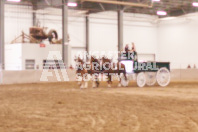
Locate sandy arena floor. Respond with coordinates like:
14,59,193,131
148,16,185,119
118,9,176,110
0,81,198,132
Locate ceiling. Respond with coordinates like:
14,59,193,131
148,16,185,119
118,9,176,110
5,0,198,17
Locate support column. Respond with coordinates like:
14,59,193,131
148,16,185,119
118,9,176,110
32,0,37,26
33,6,37,26
85,15,89,53
62,0,70,67
118,10,123,52
0,0,5,69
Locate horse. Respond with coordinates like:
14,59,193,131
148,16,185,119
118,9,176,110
74,56,88,89
101,56,127,87
75,56,100,88
75,55,127,88
88,56,100,88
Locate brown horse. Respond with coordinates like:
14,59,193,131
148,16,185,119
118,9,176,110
75,56,100,88
75,56,88,89
89,56,100,88
101,56,127,87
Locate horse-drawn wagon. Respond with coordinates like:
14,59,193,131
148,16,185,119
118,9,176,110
119,59,171,87
75,53,171,88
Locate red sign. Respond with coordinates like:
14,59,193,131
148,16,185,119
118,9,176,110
40,43,46,48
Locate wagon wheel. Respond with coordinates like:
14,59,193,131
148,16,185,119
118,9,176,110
156,67,170,87
120,74,129,87
137,72,146,88
145,72,156,86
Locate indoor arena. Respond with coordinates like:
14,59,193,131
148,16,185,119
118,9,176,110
0,0,198,132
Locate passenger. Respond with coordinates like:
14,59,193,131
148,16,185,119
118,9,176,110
124,44,133,60
132,42,138,62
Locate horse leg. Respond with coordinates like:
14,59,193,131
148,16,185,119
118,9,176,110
76,73,83,88
80,77,84,89
80,72,87,89
92,74,97,88
84,74,88,88
123,68,127,81
76,73,82,86
118,73,122,87
107,75,112,88
95,74,100,87
124,72,127,83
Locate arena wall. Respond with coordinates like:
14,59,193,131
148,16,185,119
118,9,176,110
0,69,198,85
5,5,158,62
5,4,33,44
4,4,198,70
158,13,198,69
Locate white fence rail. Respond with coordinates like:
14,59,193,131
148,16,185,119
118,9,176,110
0,69,198,85
0,69,76,85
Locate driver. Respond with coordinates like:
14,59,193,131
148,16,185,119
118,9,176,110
124,44,133,60
132,42,138,62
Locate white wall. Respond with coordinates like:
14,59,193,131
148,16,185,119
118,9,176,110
5,44,22,70
89,12,158,59
123,13,158,54
5,4,33,44
36,8,86,48
5,43,63,70
89,12,118,53
21,44,63,70
158,13,198,69
37,10,159,55
5,6,158,67
5,6,86,47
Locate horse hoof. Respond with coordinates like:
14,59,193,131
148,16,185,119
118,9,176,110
78,82,81,86
84,82,88,88
92,84,96,88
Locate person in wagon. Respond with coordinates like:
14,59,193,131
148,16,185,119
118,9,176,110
131,42,138,62
123,44,133,60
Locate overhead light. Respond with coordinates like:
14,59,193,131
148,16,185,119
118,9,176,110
7,0,21,2
67,2,77,7
192,2,198,7
152,0,160,2
157,11,167,16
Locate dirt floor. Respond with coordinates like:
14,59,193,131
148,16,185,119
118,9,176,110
0,81,198,132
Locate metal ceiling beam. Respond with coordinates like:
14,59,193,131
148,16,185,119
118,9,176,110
99,3,105,11
0,0,5,69
32,0,37,26
81,0,153,8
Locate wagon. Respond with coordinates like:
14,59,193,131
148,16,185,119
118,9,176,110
119,59,171,87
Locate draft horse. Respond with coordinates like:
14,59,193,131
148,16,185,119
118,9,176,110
101,56,127,87
75,57,88,89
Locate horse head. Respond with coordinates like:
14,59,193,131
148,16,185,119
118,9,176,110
101,56,111,64
90,56,99,63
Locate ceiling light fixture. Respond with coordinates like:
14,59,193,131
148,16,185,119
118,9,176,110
192,2,198,7
152,0,160,2
7,0,21,2
67,2,78,7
